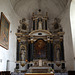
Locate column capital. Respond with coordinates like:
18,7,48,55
50,39,53,43
60,39,63,42
47,39,50,43
17,39,21,42
31,39,34,43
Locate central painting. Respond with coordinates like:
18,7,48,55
34,39,47,59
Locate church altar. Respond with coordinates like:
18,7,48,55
29,66,51,73
15,9,65,72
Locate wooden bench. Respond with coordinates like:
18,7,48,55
0,71,10,75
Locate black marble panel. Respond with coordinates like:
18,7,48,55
45,20,47,30
16,40,20,61
60,40,64,60
50,42,54,61
33,20,35,30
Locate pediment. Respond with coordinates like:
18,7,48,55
29,30,52,36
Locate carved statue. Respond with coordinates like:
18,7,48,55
21,49,25,61
56,45,60,61
56,48,60,61
38,20,42,30
20,45,26,61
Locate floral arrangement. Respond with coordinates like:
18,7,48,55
48,68,54,73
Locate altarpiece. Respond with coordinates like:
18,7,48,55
15,10,65,73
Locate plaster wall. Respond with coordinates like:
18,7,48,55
60,3,74,70
0,0,20,72
70,0,75,70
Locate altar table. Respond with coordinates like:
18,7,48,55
25,73,54,75
29,67,51,73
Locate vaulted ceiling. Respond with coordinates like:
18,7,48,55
10,0,71,20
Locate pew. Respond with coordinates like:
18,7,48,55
68,71,75,75
0,71,10,75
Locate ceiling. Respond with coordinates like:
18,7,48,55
10,0,71,20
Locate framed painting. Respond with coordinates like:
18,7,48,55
0,12,10,50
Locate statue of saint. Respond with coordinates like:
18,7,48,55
38,20,42,30
56,45,60,61
56,49,60,61
20,49,25,61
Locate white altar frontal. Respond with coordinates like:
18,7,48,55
29,66,51,73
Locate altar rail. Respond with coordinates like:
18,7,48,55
11,72,68,75
25,73,54,75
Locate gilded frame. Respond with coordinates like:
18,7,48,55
0,12,10,50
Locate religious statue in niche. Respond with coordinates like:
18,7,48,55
19,18,28,32
21,49,25,61
38,19,42,30
19,18,26,23
55,44,60,61
54,18,59,29
52,18,61,32
20,45,26,61
22,24,26,30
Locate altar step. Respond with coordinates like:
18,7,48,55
27,69,30,73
